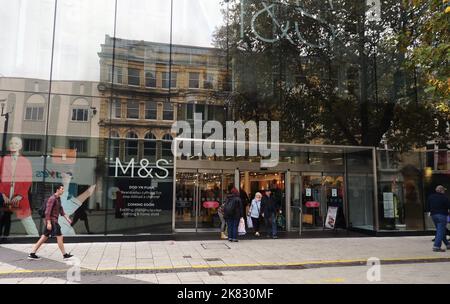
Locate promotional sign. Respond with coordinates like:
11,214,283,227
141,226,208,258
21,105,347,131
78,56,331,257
332,188,338,197
305,201,320,208
306,188,312,197
325,206,338,229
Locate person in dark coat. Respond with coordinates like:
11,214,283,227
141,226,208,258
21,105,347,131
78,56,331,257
427,185,450,252
261,189,278,239
223,187,243,242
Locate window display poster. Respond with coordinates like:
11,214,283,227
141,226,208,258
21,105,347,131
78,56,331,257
332,188,337,197
383,192,395,219
306,188,312,197
325,206,338,229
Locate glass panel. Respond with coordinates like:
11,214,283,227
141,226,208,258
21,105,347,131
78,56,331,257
175,171,197,229
197,171,222,229
0,0,54,93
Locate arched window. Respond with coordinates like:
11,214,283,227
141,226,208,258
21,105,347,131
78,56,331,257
144,132,157,162
25,95,45,121
161,134,173,161
125,131,139,161
71,98,90,122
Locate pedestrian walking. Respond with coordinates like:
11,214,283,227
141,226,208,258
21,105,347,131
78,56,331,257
249,192,262,236
261,189,278,239
427,185,450,252
28,185,74,260
223,186,243,242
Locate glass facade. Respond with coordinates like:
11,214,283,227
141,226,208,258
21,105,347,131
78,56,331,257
0,0,448,237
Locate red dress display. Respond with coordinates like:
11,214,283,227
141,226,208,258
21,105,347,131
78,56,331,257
0,155,33,219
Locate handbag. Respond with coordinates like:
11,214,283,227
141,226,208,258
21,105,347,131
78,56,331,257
238,217,246,236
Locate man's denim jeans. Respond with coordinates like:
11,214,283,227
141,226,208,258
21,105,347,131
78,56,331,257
432,214,449,249
265,215,277,237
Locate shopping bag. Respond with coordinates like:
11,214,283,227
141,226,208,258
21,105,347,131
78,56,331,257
276,214,286,229
238,217,246,236
246,216,253,229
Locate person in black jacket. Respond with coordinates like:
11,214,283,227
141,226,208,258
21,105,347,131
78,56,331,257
427,185,450,252
223,187,243,242
261,189,278,239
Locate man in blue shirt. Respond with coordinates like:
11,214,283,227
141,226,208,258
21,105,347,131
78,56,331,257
427,185,450,252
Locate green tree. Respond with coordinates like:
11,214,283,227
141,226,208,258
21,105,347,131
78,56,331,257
214,0,449,150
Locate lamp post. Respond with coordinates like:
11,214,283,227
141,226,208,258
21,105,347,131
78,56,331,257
0,100,9,156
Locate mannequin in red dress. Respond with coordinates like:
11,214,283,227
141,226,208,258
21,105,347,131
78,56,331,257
0,137,38,236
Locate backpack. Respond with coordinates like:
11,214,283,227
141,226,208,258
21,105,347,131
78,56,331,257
223,197,235,218
38,198,52,219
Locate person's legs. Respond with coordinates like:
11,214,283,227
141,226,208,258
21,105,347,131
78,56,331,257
83,218,91,233
226,219,233,240
252,217,260,234
432,215,446,249
232,218,239,240
265,216,272,237
56,236,67,255
0,212,12,237
218,212,225,232
76,186,96,205
272,216,278,237
31,235,49,254
71,212,80,227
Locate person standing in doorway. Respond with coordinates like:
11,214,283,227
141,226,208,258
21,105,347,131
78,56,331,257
261,189,278,239
28,185,74,260
249,192,262,236
224,187,243,242
427,185,450,252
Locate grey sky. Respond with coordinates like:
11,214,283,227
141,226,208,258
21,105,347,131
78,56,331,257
0,0,225,82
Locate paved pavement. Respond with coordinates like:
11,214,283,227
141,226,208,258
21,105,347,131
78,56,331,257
0,236,449,284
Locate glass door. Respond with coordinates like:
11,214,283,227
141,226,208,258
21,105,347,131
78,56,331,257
301,174,324,228
197,170,222,230
175,169,233,231
323,174,346,229
175,170,198,230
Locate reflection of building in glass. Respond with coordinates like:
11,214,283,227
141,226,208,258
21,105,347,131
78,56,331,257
97,35,228,165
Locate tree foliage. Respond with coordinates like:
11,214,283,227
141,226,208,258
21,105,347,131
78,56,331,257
214,0,449,150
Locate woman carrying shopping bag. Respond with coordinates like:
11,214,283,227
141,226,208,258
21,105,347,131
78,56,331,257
249,192,262,236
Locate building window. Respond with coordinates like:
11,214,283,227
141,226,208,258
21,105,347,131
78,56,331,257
163,103,174,121
162,72,177,89
108,66,123,84
145,71,156,88
189,72,200,88
109,131,120,161
127,101,140,119
25,106,44,121
23,139,42,153
128,68,140,86
71,108,89,122
161,134,173,160
69,140,87,153
112,99,122,119
144,133,157,161
204,73,214,89
145,101,157,120
125,132,139,162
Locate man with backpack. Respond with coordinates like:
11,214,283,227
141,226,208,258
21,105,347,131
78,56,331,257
223,186,243,242
28,184,74,260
